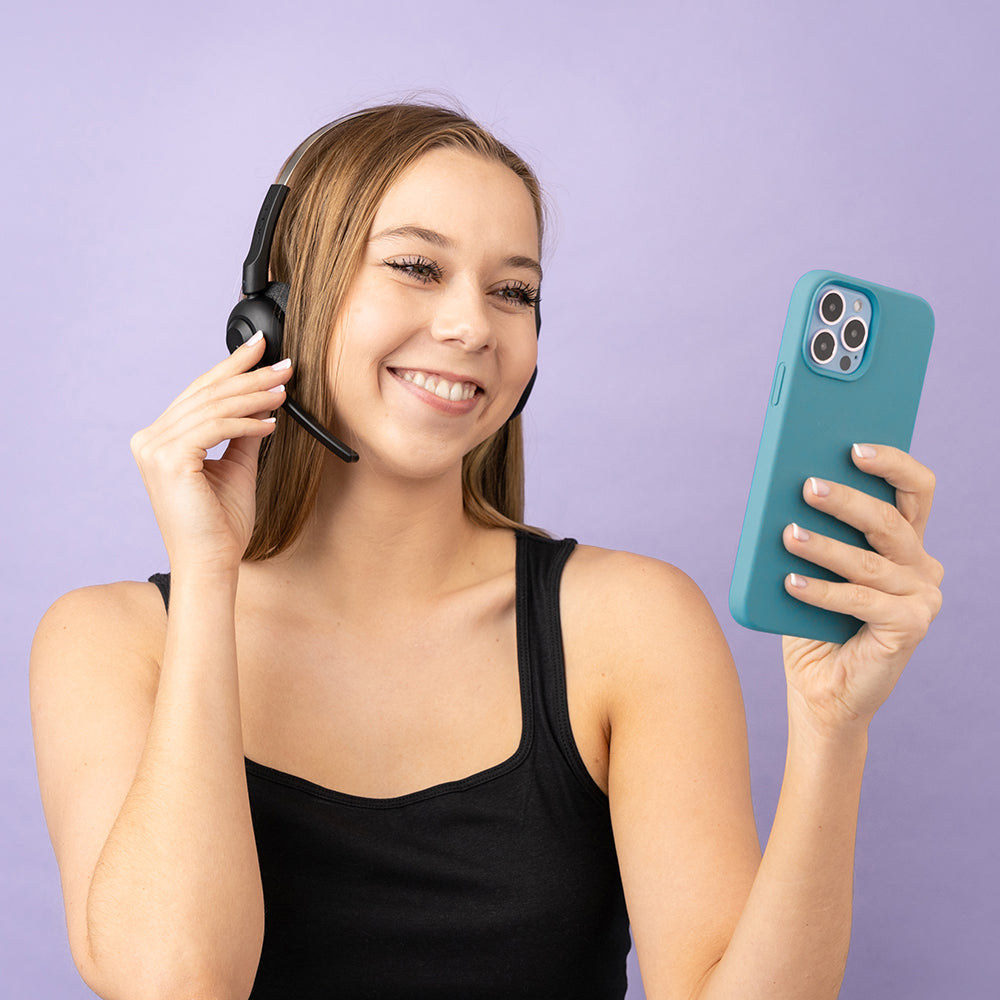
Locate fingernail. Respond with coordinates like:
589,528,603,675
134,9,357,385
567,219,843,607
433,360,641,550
809,477,831,497
268,383,286,394
853,443,877,459
246,330,264,346
788,573,808,589
271,358,292,372
791,523,810,542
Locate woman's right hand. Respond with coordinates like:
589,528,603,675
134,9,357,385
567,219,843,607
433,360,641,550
130,332,293,571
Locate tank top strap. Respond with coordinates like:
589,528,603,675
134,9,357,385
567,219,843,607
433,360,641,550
515,531,608,805
149,572,171,610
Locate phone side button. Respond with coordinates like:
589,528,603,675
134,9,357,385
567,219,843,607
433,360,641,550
770,363,786,406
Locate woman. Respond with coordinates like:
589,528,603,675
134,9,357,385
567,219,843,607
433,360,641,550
31,104,943,999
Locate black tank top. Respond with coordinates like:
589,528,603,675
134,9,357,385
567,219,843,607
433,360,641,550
150,532,631,998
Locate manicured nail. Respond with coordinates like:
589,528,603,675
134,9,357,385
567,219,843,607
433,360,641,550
246,330,264,346
791,523,810,542
809,477,831,497
788,573,808,588
853,443,877,460
262,416,277,424
271,358,292,372
267,383,286,394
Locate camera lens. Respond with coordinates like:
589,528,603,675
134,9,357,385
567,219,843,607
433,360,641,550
842,317,867,351
820,290,845,324
811,329,836,364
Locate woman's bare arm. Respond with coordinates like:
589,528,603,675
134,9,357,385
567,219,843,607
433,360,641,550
31,335,292,999
597,446,941,1000
32,574,263,1000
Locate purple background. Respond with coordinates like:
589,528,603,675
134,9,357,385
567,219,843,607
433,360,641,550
4,1,997,996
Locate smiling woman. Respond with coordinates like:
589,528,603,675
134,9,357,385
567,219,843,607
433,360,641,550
30,102,943,1000
247,108,548,558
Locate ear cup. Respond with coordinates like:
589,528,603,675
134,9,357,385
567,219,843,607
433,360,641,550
225,282,290,369
509,367,536,421
225,280,360,463
508,297,541,421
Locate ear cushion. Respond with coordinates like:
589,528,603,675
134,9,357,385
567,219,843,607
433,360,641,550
263,281,289,313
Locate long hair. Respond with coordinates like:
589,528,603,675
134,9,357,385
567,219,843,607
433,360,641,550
243,104,545,561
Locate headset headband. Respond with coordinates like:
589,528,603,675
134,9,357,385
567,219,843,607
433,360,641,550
242,113,367,297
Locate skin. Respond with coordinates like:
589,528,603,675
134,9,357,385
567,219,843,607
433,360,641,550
30,146,943,1000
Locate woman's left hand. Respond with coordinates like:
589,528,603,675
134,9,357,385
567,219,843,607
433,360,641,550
780,444,944,735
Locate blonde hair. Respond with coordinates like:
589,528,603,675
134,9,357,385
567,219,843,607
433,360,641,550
244,103,545,561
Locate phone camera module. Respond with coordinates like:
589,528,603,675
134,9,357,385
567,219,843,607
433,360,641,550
810,329,837,364
805,284,872,380
841,317,868,352
819,290,845,324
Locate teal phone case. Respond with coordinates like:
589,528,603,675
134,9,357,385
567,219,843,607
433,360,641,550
729,270,934,644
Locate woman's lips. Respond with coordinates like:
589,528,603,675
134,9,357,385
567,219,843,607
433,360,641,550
388,367,483,412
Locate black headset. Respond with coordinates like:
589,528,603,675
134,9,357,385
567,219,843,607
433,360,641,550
226,114,539,464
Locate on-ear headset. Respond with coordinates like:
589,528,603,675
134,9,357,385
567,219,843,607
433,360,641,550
226,113,540,464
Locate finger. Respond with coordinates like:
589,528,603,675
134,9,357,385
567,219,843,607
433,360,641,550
144,414,278,464
784,571,893,624
168,376,288,429
802,475,924,568
219,418,274,470
782,522,919,596
850,443,936,542
167,331,272,410
161,386,288,452
164,357,292,427
134,377,286,462
784,572,941,647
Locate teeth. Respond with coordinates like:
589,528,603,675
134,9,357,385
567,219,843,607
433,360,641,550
398,369,478,401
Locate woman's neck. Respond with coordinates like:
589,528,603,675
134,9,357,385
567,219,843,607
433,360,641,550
260,455,499,614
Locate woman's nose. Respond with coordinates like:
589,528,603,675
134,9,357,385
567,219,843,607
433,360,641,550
430,281,494,351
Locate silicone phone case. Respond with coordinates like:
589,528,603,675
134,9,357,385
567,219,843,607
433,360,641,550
729,270,934,644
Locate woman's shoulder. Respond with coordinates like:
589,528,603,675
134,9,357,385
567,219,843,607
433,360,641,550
36,578,168,636
560,543,734,689
31,580,168,688
563,543,716,625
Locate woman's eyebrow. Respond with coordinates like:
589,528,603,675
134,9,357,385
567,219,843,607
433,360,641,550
505,255,543,282
370,224,543,281
371,224,453,248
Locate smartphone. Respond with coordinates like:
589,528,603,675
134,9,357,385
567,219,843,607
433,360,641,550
729,270,934,644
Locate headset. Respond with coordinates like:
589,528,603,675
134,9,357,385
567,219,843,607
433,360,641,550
226,114,540,464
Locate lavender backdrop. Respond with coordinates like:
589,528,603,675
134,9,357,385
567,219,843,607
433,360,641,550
4,1,996,996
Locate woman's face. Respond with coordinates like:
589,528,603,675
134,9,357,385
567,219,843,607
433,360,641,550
327,146,541,478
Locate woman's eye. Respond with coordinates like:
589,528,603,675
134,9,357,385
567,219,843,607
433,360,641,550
383,257,441,284
383,257,538,310
495,282,539,309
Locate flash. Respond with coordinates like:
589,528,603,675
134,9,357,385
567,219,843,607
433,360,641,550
853,299,863,312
